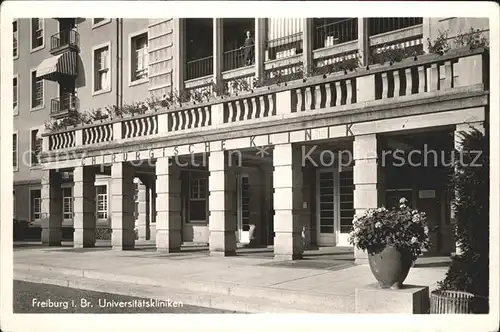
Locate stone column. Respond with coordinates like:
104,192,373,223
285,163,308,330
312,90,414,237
353,134,383,264
41,169,62,246
111,162,136,250
209,150,237,256
302,18,314,75
73,166,96,248
422,18,432,53
136,181,150,241
254,18,266,80
156,157,182,252
172,18,185,95
273,144,304,260
453,122,485,255
213,18,224,93
358,18,370,67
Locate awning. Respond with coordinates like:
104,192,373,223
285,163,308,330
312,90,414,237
36,52,77,81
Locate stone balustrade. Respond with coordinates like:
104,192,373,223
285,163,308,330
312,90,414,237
42,48,486,154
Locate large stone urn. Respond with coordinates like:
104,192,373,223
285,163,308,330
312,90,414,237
368,246,414,289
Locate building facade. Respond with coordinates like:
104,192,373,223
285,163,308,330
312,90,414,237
13,17,489,263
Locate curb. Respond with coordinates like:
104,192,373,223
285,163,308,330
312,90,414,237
15,263,355,313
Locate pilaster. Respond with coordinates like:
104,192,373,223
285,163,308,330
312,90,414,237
213,18,224,93
40,169,62,246
273,143,304,260
156,157,182,252
73,166,96,248
209,150,237,256
111,162,136,250
358,18,370,67
303,18,314,75
353,134,383,264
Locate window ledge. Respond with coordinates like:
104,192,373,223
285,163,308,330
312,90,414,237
188,220,208,224
30,45,45,54
30,105,45,112
30,165,42,170
129,78,149,87
92,88,112,97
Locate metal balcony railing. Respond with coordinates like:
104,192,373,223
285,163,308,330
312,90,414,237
51,93,79,116
50,29,80,53
223,45,254,71
265,33,303,61
314,18,358,50
186,56,214,80
369,18,423,36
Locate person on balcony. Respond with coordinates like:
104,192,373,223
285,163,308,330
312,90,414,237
241,30,255,66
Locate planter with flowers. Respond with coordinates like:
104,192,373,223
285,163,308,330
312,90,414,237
348,198,430,289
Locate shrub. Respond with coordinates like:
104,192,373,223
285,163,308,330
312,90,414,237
438,128,489,304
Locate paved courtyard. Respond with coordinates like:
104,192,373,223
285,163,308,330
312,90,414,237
13,241,450,313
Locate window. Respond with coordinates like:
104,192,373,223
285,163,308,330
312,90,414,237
13,133,18,171
189,177,207,221
30,189,42,221
93,44,110,92
30,129,42,166
31,18,44,50
131,32,148,82
92,18,110,28
31,71,44,109
62,187,73,220
96,185,108,219
13,76,18,114
13,20,18,58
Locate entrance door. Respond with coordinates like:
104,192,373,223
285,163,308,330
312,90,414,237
237,174,250,244
417,189,443,255
316,169,337,246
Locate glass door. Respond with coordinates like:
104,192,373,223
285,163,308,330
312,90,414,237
316,169,337,246
237,174,250,244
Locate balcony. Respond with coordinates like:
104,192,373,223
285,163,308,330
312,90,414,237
41,47,487,156
50,93,79,119
313,18,358,50
186,56,214,81
223,45,254,72
50,30,80,55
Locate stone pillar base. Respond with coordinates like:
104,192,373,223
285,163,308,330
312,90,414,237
74,228,96,248
209,230,237,256
355,284,430,314
156,229,181,253
274,232,303,261
41,228,62,246
111,229,135,250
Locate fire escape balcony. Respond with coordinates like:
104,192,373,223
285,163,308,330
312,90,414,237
50,29,80,55
50,93,79,119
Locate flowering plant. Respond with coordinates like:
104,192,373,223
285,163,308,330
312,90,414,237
348,198,430,261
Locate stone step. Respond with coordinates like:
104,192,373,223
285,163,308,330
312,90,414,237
15,263,355,313
14,268,317,314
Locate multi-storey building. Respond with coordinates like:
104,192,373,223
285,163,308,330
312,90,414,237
14,17,489,263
